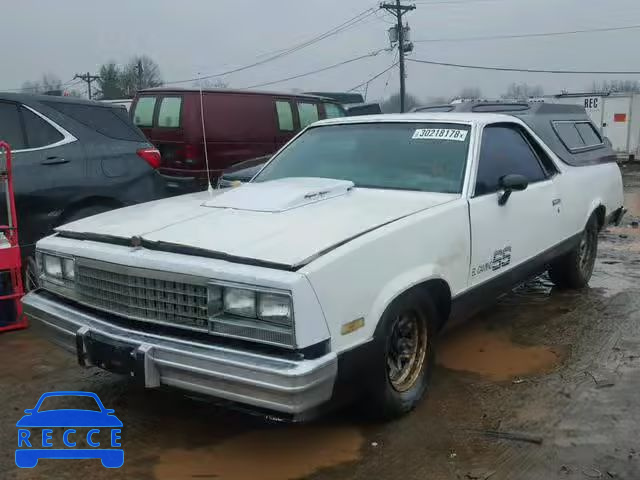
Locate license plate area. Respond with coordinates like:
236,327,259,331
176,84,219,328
83,333,137,376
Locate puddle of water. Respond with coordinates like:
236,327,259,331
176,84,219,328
438,325,560,381
624,191,640,217
153,425,364,480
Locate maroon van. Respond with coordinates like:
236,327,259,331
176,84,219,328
130,88,346,193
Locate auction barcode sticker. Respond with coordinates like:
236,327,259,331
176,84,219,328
412,128,468,142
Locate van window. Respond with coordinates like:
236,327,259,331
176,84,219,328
158,97,182,128
22,108,64,148
0,102,26,149
324,103,345,119
133,97,156,127
275,101,294,131
297,102,319,128
45,102,145,142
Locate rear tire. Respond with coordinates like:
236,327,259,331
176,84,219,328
548,215,599,289
366,289,437,420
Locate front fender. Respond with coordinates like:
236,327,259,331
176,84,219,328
367,265,452,338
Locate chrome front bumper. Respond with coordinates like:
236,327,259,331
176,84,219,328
22,292,337,416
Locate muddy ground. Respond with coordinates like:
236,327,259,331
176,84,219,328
1,166,640,480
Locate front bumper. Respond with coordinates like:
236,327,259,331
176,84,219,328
22,292,337,417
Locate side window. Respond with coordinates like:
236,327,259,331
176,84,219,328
157,97,182,128
475,125,547,197
554,122,584,151
324,103,345,119
275,100,294,131
297,102,319,128
0,102,26,150
575,122,602,147
132,96,157,127
21,108,64,148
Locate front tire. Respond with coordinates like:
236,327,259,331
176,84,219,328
367,289,437,420
548,215,599,289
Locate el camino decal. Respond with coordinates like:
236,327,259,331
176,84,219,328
472,246,512,277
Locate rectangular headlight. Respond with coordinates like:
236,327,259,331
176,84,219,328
41,253,75,283
223,288,256,318
257,293,292,326
43,254,63,279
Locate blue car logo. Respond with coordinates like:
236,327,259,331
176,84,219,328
16,391,123,468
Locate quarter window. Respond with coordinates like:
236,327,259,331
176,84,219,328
157,97,182,128
475,125,546,196
0,102,26,150
553,121,603,151
297,102,319,128
575,122,602,147
22,108,64,148
133,96,157,127
275,100,294,131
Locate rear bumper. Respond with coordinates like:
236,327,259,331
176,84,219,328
22,292,338,417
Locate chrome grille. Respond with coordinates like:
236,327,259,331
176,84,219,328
76,264,208,331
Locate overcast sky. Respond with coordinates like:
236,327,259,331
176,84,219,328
2,0,640,102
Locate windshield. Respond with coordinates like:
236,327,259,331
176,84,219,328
254,123,471,193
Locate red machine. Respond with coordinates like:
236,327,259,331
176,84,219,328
0,141,26,332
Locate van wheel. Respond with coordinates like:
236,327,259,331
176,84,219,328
367,289,436,420
548,215,599,289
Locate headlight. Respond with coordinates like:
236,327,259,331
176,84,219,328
223,288,256,318
258,293,292,326
208,282,295,348
39,252,75,283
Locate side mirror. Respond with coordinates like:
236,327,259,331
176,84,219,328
498,174,529,206
24,409,34,415
105,409,115,414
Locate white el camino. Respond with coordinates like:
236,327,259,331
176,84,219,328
23,105,625,420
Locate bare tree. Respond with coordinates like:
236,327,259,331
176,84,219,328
193,78,229,89
455,87,482,100
21,73,63,94
590,79,640,94
381,92,421,113
120,55,163,96
501,82,544,100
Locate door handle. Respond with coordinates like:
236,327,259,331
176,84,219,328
552,198,562,206
41,156,69,165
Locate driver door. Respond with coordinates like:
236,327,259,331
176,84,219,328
468,124,560,288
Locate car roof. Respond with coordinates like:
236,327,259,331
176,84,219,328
314,112,517,127
138,87,332,101
0,92,121,108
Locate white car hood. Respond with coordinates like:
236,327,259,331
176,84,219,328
57,178,457,269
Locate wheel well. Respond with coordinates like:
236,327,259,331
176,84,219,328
57,197,123,226
594,205,606,231
415,279,452,330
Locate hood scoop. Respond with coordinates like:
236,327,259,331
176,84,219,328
203,177,354,212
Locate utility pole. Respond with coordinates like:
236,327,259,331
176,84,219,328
74,72,100,100
380,1,415,112
136,60,144,92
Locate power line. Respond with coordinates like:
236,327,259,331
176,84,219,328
348,61,399,92
407,57,640,74
163,7,377,86
243,48,391,89
414,23,640,43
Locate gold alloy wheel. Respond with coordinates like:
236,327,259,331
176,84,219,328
387,309,428,392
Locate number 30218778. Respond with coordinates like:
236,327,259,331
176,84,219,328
471,246,512,277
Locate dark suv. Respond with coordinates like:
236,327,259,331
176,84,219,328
0,93,168,288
